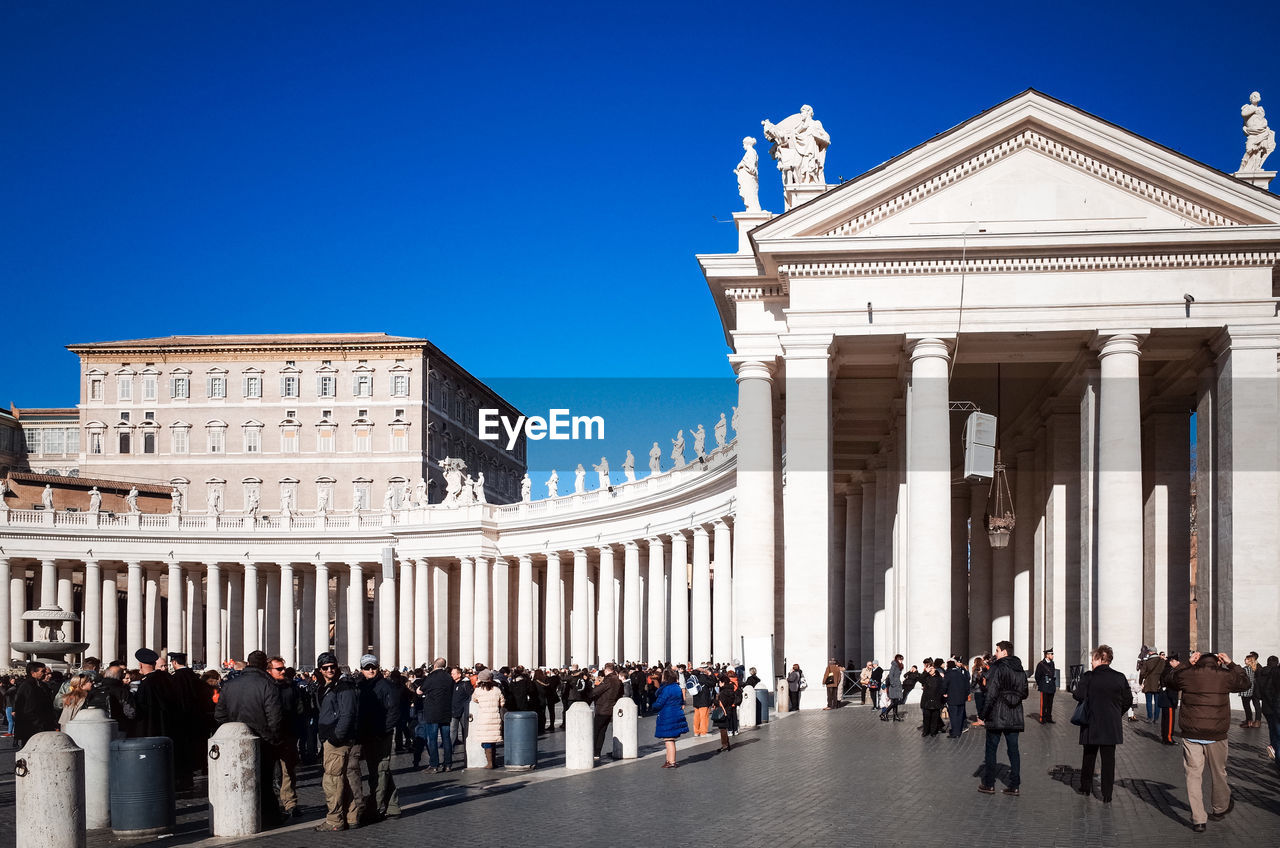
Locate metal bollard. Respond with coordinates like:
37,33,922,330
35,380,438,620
207,722,260,836
777,678,790,713
740,686,758,729
16,732,86,848
65,708,117,829
565,702,594,769
612,696,638,759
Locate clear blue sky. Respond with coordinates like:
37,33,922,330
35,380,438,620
1,1,1270,478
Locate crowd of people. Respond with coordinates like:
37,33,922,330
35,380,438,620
2,650,763,830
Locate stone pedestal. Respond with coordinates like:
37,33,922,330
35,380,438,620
776,678,790,713
16,732,86,848
733,210,772,253
1234,169,1275,190
565,702,594,770
739,685,758,729
465,714,484,770
65,708,117,829
611,697,638,759
208,723,259,836
784,182,829,210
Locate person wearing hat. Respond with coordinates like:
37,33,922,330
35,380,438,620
1034,649,1057,724
469,667,505,768
133,648,183,741
168,651,212,790
1138,648,1168,723
823,658,843,710
314,652,363,831
1158,654,1183,745
355,654,402,823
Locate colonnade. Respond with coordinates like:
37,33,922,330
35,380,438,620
0,519,734,670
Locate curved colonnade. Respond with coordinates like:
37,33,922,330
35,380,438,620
0,445,738,672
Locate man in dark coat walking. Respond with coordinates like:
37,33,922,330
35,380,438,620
978,641,1029,796
944,660,971,738
1034,649,1057,723
12,662,59,748
413,658,454,771
1073,644,1133,802
215,650,286,827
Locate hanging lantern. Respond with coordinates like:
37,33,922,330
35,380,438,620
984,451,1015,549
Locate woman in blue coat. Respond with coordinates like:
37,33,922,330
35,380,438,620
1074,644,1134,803
652,667,689,768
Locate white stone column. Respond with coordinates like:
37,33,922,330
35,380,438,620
10,563,25,652
299,566,315,666
872,458,891,663
40,558,57,608
571,549,589,666
474,556,491,667
278,562,296,667
782,335,834,698
691,527,711,663
377,557,395,668
239,561,258,653
57,567,73,616
82,559,100,661
730,358,776,666
414,557,431,667
399,556,415,669
1095,333,1145,672
166,560,183,654
595,546,616,664
431,562,449,662
263,569,280,656
905,337,952,662
346,561,364,669
843,489,863,664
187,571,203,664
646,538,666,663
859,479,876,663
335,570,348,661
202,563,220,667
126,560,143,660
492,556,509,667
144,566,162,650
951,485,970,656
968,482,992,658
544,552,563,668
313,563,330,661
621,541,640,663
0,560,10,659
517,555,535,668
458,556,475,667
1046,411,1081,663
667,534,688,666
712,521,732,663
1013,449,1035,658
226,566,243,660
991,533,1014,648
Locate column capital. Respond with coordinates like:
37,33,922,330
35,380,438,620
645,536,664,547
276,561,294,570
712,518,729,530
780,333,835,359
692,525,709,538
907,336,953,362
1092,330,1148,357
595,544,613,555
571,548,587,558
203,560,221,569
623,540,639,551
730,357,776,381
1210,325,1280,357
545,550,561,562
666,531,687,544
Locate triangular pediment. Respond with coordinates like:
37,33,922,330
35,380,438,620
753,90,1280,244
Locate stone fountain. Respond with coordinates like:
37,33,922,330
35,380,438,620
11,605,88,672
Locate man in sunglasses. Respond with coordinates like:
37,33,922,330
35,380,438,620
214,650,285,827
315,652,363,831
356,654,402,824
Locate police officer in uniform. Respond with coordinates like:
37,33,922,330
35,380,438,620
1035,649,1057,723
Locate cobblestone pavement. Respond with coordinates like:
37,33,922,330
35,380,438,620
2,704,1277,848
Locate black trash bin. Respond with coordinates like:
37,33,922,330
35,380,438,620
110,736,175,837
756,687,770,724
504,710,538,770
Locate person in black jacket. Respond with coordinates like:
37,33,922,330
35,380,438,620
978,641,1029,796
1034,649,1057,723
168,652,210,790
414,658,454,771
1256,655,1280,776
918,663,945,737
1074,644,1134,803
355,654,401,823
267,658,301,816
450,666,474,762
314,652,363,832
12,662,59,748
944,660,971,738
1157,654,1183,745
215,650,286,827
586,663,624,759
715,674,742,752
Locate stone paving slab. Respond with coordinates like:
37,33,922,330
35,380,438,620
1,705,1276,848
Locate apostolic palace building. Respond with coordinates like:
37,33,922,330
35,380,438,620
3,91,1280,702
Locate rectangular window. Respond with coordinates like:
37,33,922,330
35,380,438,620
120,411,130,422
281,429,298,453
354,374,372,397
208,376,227,399
317,375,336,398
392,374,409,397
119,432,131,454
317,429,335,453
143,431,156,454
66,428,79,453
281,375,300,398
89,379,103,401
208,429,224,453
171,377,190,399
244,376,262,398
45,428,65,455
245,428,261,453
142,376,157,401
354,427,371,452
172,428,188,454
118,377,132,401
90,432,103,454
391,427,407,452
24,428,42,454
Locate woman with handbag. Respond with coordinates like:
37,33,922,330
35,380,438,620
1073,644,1134,803
713,673,741,751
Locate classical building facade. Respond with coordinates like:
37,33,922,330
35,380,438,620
2,92,1279,704
68,333,527,511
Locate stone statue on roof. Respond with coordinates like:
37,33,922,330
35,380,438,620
671,430,687,469
88,487,102,513
593,457,610,490
714,413,728,449
762,104,830,186
126,486,140,513
520,473,532,503
574,464,586,494
623,449,636,483
547,468,559,498
649,442,662,475
1240,92,1276,172
734,137,761,212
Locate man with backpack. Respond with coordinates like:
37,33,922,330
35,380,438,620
978,640,1029,797
690,663,717,734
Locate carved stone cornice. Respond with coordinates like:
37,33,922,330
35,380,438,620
779,251,1280,279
